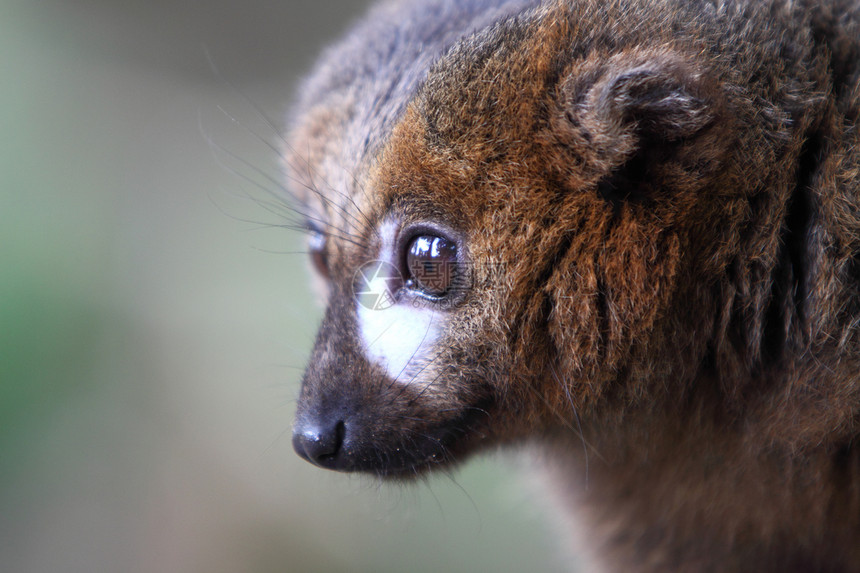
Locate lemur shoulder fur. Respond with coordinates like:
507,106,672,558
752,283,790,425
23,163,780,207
286,0,860,571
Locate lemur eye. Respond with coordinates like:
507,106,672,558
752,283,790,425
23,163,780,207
307,226,330,279
405,234,457,297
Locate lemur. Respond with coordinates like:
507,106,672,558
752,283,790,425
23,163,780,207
285,0,860,570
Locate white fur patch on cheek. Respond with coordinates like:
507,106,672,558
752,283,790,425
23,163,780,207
357,302,441,383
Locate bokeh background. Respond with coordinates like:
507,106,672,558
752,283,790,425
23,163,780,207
1,1,569,571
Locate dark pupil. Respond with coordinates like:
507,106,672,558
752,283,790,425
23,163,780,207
407,235,456,296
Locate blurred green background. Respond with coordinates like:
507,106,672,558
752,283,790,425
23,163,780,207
0,1,568,571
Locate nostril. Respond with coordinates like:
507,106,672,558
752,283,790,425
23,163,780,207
292,419,346,469
322,420,345,461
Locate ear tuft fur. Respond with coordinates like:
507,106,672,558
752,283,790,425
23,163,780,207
594,59,715,141
559,51,720,147
555,51,724,201
570,51,718,141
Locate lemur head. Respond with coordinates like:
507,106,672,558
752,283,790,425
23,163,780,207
288,0,807,477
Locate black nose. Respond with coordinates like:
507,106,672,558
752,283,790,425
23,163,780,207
292,418,347,470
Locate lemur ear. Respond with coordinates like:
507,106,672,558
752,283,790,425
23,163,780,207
566,51,717,143
591,57,714,141
557,52,723,201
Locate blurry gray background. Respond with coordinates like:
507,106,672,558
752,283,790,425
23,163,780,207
0,1,568,571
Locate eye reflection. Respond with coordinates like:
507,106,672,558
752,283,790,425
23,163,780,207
405,234,457,297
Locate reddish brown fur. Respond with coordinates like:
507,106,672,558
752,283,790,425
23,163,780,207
287,0,860,570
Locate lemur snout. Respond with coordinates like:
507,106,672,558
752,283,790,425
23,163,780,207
292,417,346,470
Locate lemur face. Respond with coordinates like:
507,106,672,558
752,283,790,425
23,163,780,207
290,3,737,477
290,127,513,476
291,167,503,476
